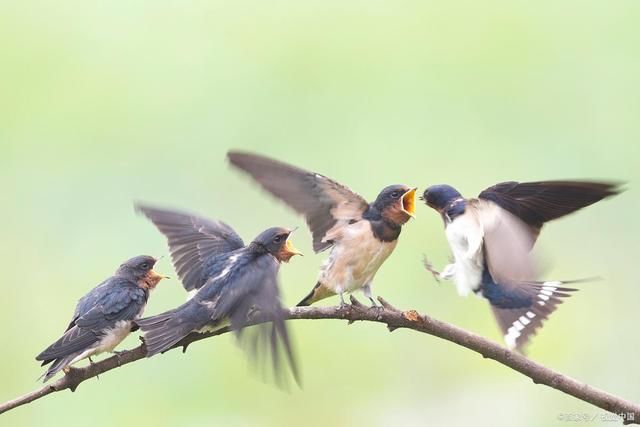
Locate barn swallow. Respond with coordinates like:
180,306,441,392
227,151,416,307
421,180,621,350
135,205,301,381
36,255,167,382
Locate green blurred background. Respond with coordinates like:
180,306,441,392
1,1,638,426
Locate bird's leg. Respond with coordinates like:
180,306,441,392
338,290,347,308
422,255,441,282
439,263,456,280
362,283,379,308
88,357,99,380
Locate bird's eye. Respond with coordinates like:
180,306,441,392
391,191,400,198
273,236,282,243
140,263,149,270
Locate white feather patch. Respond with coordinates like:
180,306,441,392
187,254,241,301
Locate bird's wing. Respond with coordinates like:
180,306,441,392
473,198,581,351
472,199,537,285
210,254,299,385
137,205,245,291
36,283,146,361
228,151,369,252
478,180,620,238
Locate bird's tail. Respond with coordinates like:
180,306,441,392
38,353,80,383
136,309,194,357
489,278,593,352
296,282,334,307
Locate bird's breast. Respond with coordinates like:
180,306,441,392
320,221,397,290
445,214,484,296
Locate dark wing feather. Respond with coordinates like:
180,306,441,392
476,199,584,351
228,151,368,252
35,326,99,362
137,205,245,291
76,286,147,330
478,180,621,237
36,284,146,361
210,254,299,384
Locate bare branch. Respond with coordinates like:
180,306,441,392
1,301,638,424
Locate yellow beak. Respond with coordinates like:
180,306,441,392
402,187,417,218
148,270,170,282
283,239,304,258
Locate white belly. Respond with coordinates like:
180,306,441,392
445,215,484,296
95,320,133,353
319,221,397,293
67,320,133,367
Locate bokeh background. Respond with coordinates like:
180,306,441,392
1,1,638,426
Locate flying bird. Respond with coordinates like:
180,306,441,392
421,180,621,351
36,255,167,382
227,151,417,307
136,205,302,382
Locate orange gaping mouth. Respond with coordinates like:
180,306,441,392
401,188,417,217
280,239,303,262
145,270,170,287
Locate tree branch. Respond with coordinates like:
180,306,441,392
1,297,638,424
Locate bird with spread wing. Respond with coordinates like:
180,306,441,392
228,151,417,307
421,180,621,351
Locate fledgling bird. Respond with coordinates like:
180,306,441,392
36,255,167,382
227,151,417,307
421,180,621,351
135,206,302,382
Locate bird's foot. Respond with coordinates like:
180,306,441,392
88,357,100,380
422,255,441,283
112,351,126,367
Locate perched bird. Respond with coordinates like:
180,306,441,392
36,256,167,382
135,205,302,382
227,151,417,307
421,180,621,350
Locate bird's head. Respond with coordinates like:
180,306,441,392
116,255,169,289
253,227,303,263
372,184,417,225
421,185,464,213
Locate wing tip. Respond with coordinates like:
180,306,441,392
227,150,267,168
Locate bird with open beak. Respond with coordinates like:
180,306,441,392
135,205,302,383
421,180,621,351
227,151,417,307
36,255,168,382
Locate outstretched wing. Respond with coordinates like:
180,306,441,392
208,254,299,385
478,180,620,238
36,282,146,362
472,199,537,285
137,205,245,292
472,199,581,351
228,151,369,252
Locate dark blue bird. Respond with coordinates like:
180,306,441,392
135,206,302,382
36,255,167,382
421,180,621,351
